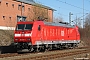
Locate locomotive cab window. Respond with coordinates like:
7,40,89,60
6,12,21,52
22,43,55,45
25,24,33,30
38,25,41,31
16,24,33,30
16,24,25,30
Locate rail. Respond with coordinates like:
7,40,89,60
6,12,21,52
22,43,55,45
0,46,89,60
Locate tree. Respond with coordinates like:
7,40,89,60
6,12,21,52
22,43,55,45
79,13,90,46
27,3,49,22
74,18,82,28
85,13,90,28
53,16,63,23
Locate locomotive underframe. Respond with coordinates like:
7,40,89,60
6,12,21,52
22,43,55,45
14,42,79,52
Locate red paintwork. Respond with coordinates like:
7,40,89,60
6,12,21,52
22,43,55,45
14,21,80,45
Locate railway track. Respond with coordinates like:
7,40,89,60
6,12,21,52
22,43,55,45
17,49,90,60
0,53,18,58
0,46,89,60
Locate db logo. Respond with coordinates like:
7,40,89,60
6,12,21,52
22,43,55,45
61,31,64,36
22,34,24,36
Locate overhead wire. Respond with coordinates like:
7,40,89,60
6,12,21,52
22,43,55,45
87,0,90,3
35,0,90,22
34,0,69,17
35,0,89,13
34,0,83,18
55,0,90,12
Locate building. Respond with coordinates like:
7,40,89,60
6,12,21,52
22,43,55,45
0,0,54,30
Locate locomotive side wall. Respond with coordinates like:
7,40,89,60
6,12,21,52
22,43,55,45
34,24,80,45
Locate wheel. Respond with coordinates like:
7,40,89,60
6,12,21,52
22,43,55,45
48,45,52,50
73,43,78,48
36,48,41,52
28,46,34,52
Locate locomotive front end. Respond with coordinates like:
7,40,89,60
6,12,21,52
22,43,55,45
14,22,33,49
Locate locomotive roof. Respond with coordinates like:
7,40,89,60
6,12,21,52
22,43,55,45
17,21,75,28
44,22,75,28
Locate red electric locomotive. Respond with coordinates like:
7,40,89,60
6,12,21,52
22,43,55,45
14,20,80,51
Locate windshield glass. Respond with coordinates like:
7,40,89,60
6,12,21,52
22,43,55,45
16,24,33,30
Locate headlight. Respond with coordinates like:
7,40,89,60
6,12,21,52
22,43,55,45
27,38,30,40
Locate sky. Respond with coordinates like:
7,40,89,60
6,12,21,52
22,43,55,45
34,0,90,23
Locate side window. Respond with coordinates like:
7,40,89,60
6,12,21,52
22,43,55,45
22,5,25,11
3,16,5,20
6,2,8,7
38,25,41,31
18,5,21,10
12,4,14,8
0,1,1,5
28,8,30,11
